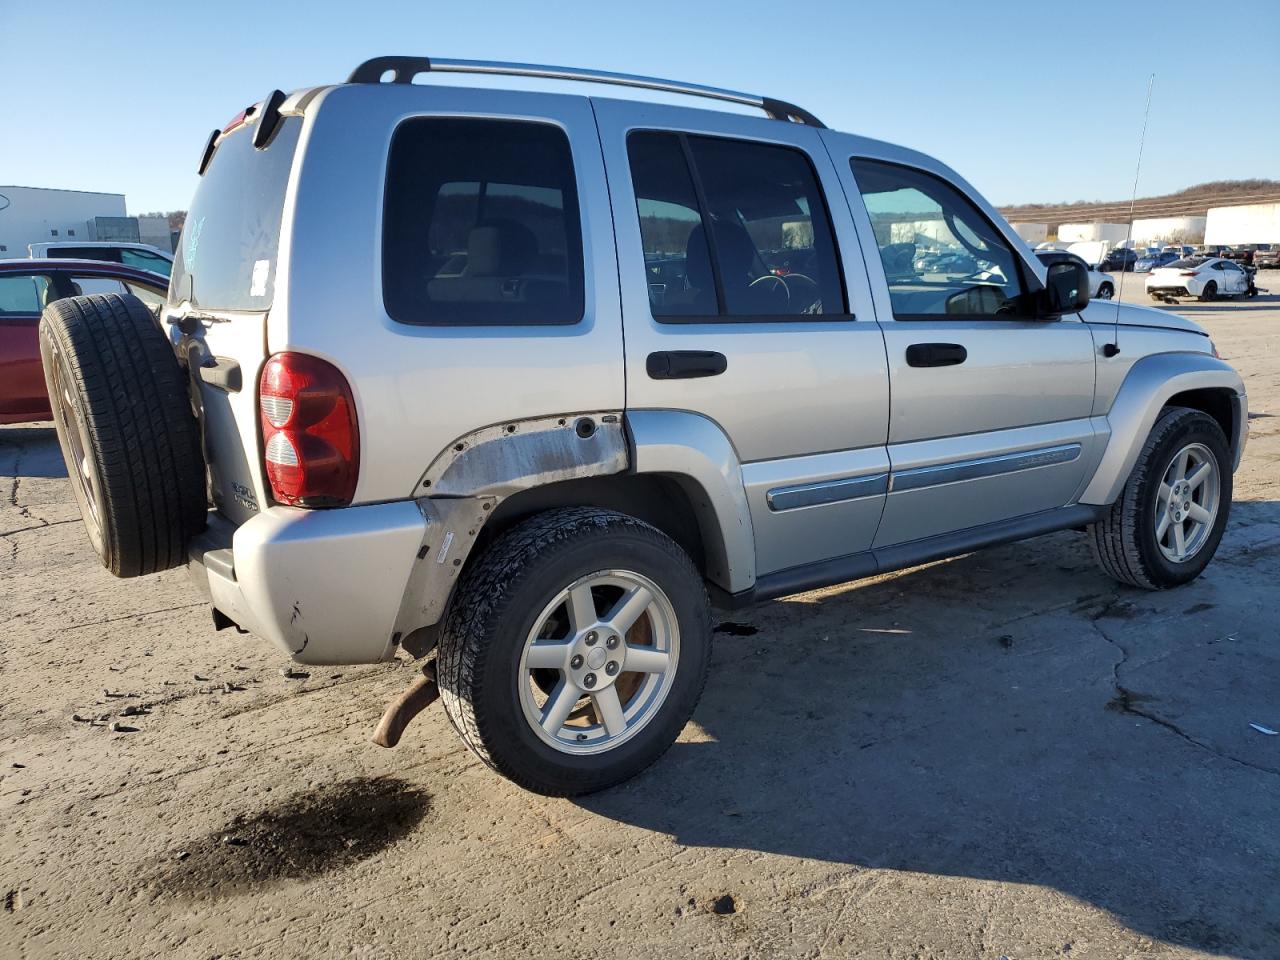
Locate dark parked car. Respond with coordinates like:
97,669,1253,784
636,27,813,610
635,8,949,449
0,259,167,424
1100,248,1138,272
1134,251,1179,273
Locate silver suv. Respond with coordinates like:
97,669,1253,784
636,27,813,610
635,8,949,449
39,57,1247,796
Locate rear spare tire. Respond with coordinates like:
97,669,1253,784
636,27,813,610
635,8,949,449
39,294,206,577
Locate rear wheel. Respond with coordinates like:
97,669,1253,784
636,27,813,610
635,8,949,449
1090,407,1231,589
1097,282,1114,300
436,508,712,796
39,294,206,577
1199,280,1218,302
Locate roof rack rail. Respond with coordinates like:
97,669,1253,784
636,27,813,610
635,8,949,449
346,56,825,128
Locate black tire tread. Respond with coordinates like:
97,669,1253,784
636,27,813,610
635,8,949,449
1089,406,1225,590
39,294,206,577
436,507,709,795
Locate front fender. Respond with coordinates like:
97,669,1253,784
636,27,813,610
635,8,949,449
626,410,755,594
1079,352,1247,506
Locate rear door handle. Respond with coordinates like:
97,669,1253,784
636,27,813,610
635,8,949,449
905,343,967,368
646,350,727,380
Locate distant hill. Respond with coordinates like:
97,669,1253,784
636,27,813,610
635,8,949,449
999,180,1280,225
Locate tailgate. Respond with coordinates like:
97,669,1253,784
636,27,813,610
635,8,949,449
171,311,271,525
165,108,303,526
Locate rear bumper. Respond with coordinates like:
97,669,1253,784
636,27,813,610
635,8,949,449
187,498,487,665
1146,285,1191,297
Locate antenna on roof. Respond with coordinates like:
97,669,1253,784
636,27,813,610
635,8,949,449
1106,73,1155,358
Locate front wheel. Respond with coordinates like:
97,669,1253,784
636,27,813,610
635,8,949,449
436,508,712,796
1097,282,1115,300
1090,407,1232,589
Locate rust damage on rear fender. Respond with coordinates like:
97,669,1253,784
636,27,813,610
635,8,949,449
416,412,628,499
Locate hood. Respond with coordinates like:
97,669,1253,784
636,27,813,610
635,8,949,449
1079,300,1207,336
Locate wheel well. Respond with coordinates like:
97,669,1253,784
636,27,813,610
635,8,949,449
480,474,708,574
1166,387,1237,452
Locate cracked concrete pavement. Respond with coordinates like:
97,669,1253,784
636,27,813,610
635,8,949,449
2,277,1279,959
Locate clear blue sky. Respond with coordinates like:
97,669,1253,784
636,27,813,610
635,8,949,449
2,0,1276,214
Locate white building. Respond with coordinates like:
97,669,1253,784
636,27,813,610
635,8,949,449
1010,222,1048,245
0,186,127,258
1057,222,1130,245
1204,203,1280,245
1130,216,1206,247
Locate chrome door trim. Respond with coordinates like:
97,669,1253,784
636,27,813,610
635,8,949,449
766,472,889,512
890,443,1082,493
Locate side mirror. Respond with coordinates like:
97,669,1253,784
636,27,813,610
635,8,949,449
1041,260,1090,317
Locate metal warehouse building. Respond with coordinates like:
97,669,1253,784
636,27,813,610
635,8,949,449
1204,203,1280,245
1129,216,1206,246
0,186,173,258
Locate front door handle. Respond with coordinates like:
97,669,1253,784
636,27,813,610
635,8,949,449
646,350,728,380
905,343,967,368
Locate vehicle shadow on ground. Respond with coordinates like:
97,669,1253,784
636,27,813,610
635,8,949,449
579,506,1280,957
0,426,67,478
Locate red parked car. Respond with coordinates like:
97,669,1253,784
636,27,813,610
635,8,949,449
0,259,168,424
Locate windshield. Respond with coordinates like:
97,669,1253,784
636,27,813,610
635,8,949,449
169,117,301,310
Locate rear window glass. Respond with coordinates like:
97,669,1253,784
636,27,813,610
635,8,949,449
1169,258,1206,268
382,118,585,326
169,117,301,310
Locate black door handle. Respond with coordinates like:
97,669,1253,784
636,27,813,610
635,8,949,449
646,350,727,380
905,343,967,368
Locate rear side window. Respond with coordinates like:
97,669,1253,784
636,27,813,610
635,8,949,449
627,131,846,321
46,247,123,263
170,117,302,310
383,118,585,326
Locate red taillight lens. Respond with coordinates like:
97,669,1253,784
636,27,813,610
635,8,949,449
1180,271,1200,277
258,353,359,507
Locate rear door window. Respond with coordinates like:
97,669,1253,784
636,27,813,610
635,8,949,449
627,131,846,320
382,118,585,326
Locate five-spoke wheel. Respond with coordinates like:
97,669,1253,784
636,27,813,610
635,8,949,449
436,508,711,796
519,570,680,754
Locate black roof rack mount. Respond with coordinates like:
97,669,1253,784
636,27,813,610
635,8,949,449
347,55,825,128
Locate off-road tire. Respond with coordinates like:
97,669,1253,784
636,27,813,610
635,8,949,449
1089,407,1232,589
436,508,712,796
39,294,206,577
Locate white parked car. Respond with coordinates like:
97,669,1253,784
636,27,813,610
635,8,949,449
1146,257,1253,302
1035,251,1116,300
27,241,173,277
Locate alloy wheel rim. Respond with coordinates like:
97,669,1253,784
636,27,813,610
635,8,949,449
517,569,680,756
51,351,102,531
1154,442,1219,563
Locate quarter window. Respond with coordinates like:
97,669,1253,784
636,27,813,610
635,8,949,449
851,158,1028,319
383,118,585,326
628,131,845,320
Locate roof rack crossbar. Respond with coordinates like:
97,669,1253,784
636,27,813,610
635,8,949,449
346,56,825,128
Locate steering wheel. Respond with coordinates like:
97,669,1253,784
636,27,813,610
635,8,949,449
749,274,790,299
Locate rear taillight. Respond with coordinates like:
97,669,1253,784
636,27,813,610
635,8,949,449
258,353,359,507
1180,271,1200,277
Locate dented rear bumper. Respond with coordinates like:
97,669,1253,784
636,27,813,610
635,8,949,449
187,497,491,665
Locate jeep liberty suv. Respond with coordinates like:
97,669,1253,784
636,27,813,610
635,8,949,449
40,56,1247,796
